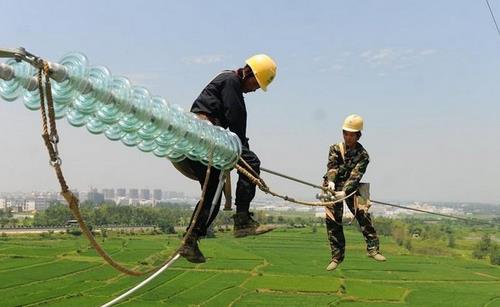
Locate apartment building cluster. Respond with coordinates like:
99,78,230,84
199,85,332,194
0,188,187,212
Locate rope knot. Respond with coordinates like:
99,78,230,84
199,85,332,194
259,184,270,193
42,61,50,75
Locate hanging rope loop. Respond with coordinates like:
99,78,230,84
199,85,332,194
33,60,222,276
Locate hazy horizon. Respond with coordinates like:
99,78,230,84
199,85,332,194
1,1,500,204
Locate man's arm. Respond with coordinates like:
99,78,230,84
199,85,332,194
325,144,341,182
221,77,248,148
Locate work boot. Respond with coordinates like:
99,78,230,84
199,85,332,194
326,258,341,271
179,235,206,263
368,251,386,262
233,212,276,238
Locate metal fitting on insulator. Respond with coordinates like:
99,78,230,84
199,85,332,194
48,62,69,83
0,63,14,80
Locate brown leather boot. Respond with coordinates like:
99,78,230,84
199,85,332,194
179,235,206,263
233,212,276,238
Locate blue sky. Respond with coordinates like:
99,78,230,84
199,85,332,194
1,0,500,203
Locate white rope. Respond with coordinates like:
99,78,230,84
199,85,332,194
100,253,181,307
207,171,226,225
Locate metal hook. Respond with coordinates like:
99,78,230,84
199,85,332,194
49,157,62,167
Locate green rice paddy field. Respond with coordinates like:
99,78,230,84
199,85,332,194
0,228,499,306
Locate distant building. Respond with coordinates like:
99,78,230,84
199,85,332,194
116,188,127,197
23,200,35,212
140,189,151,200
164,191,185,199
0,198,5,210
87,189,104,204
102,189,115,201
153,189,162,201
34,197,54,211
162,191,170,200
5,199,24,212
128,188,139,200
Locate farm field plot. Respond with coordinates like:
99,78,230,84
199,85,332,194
0,228,498,306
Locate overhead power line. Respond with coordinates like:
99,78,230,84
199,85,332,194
260,166,498,227
486,0,500,39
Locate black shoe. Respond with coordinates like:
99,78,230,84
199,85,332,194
179,235,206,263
233,212,276,238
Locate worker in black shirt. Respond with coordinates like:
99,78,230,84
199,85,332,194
177,54,277,263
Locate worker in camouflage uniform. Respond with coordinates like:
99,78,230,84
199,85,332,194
322,114,386,271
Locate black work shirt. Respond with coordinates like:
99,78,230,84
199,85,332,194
191,71,249,148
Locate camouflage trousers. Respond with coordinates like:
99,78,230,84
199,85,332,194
325,195,379,262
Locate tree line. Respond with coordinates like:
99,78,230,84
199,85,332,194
2,204,498,265
373,216,499,265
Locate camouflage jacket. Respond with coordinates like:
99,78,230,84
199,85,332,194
324,142,369,195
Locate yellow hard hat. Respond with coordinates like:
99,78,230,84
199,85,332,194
245,54,277,91
342,114,364,132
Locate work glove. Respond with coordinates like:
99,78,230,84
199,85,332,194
316,191,334,201
317,180,335,201
327,181,335,193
